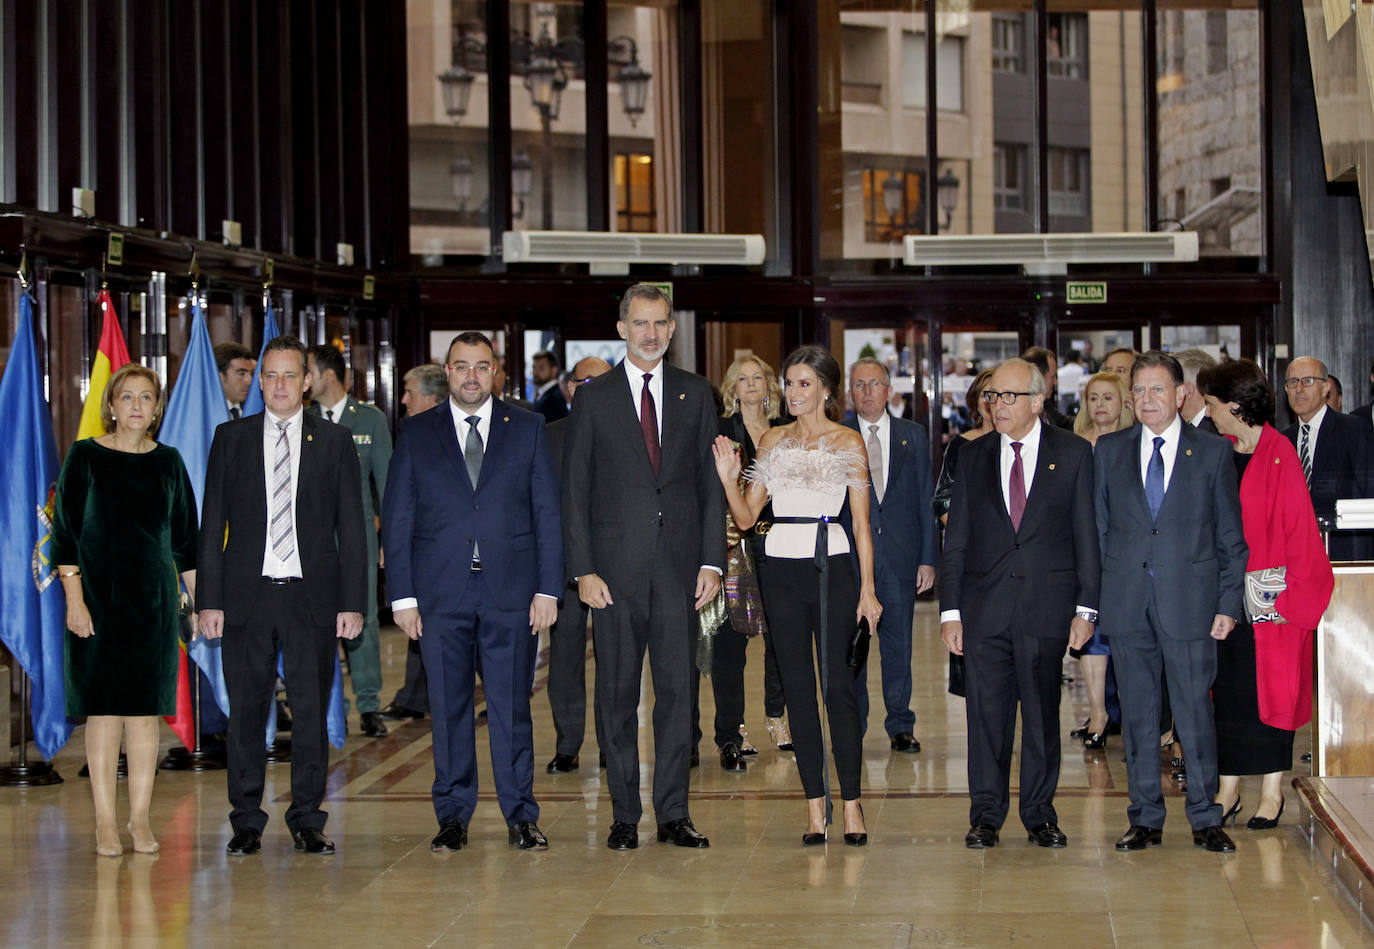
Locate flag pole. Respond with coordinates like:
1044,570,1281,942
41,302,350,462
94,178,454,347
158,669,226,772
0,671,63,787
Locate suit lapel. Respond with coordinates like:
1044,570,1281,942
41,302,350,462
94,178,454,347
1125,426,1152,516
1314,411,1336,473
1155,422,1194,521
982,435,1015,534
429,401,471,490
885,419,908,503
1018,429,1056,533
658,365,684,476
479,399,513,489
612,361,658,480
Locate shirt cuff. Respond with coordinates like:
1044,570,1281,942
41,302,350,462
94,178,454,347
939,609,960,623
391,597,418,611
1074,605,1098,621
701,565,723,576
534,593,557,602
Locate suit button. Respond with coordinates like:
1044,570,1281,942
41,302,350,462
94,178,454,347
1013,543,1021,550
1142,562,1149,569
875,527,882,535
1151,529,1159,535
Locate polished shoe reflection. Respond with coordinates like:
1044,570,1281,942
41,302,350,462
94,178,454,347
6,608,1366,949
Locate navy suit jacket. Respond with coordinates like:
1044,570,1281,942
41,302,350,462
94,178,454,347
1094,421,1247,639
535,385,569,423
843,414,938,581
381,398,563,614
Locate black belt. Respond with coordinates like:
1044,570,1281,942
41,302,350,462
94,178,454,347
771,513,835,824
264,576,303,585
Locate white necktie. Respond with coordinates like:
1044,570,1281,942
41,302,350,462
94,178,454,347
269,420,295,561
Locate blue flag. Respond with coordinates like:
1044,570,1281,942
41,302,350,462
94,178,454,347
159,298,233,719
264,652,348,751
0,293,73,760
240,301,280,418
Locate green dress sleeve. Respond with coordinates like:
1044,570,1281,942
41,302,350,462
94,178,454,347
167,447,199,572
50,440,90,566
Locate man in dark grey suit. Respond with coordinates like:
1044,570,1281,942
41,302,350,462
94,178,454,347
1174,349,1219,434
1094,351,1248,854
562,284,725,850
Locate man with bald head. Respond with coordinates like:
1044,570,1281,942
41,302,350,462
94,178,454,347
1282,356,1374,560
544,356,612,773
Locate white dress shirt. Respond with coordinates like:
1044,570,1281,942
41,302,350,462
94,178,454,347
321,394,349,424
858,411,891,491
1188,406,1209,429
261,407,305,579
625,362,665,440
1139,414,1184,494
535,379,559,401
1298,404,1327,465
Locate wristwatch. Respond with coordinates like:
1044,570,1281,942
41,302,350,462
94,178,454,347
1075,608,1098,623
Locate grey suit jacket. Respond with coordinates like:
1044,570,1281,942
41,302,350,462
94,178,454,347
1094,421,1247,639
561,360,725,592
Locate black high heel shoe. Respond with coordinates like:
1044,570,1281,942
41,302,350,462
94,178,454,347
1083,731,1107,750
1069,719,1090,739
1219,799,1244,826
843,803,867,847
1246,798,1284,830
802,831,827,846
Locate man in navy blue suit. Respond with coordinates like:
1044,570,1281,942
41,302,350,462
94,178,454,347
381,332,564,853
844,358,938,751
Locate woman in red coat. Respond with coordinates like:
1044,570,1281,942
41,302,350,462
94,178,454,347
1198,360,1333,829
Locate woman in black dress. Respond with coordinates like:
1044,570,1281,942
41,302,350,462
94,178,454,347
52,365,198,856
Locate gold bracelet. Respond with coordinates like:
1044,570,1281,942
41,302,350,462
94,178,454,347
59,569,81,578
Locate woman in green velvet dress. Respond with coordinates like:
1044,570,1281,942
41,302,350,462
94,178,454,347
51,364,198,857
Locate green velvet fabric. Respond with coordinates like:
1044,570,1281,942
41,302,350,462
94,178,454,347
50,439,199,717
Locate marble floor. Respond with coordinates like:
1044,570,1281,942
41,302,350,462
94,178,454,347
2,601,1371,948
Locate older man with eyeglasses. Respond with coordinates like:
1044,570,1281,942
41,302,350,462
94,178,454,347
1281,356,1374,561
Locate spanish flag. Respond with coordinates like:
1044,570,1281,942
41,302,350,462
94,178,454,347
75,290,132,440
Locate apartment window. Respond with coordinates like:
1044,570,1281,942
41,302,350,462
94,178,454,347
1048,148,1089,217
992,17,1023,73
1206,11,1228,75
1211,176,1232,199
902,34,965,112
863,167,925,242
615,153,655,232
1047,14,1087,79
993,144,1026,211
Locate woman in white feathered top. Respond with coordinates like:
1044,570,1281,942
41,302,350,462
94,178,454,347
712,345,881,846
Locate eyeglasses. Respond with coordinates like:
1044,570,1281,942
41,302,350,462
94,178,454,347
1283,376,1327,390
449,362,493,376
851,380,888,393
980,390,1035,406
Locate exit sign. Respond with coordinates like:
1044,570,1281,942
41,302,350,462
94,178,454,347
1066,281,1107,304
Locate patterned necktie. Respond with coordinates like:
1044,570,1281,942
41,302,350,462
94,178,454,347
640,373,661,477
1145,435,1166,520
464,415,483,490
1299,422,1312,487
230,405,240,420
1008,441,1026,531
867,424,885,502
269,420,295,561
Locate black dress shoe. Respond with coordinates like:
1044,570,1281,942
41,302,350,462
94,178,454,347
1246,798,1285,830
431,821,467,852
1069,719,1090,739
546,753,580,774
508,821,549,850
690,749,700,768
657,818,710,848
719,743,746,773
377,703,424,722
226,827,261,856
1115,825,1163,851
964,824,999,849
802,831,827,846
890,732,921,753
291,827,335,854
1026,822,1068,848
607,821,638,850
360,712,388,738
1193,825,1236,852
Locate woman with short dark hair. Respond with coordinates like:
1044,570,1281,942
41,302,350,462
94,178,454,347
1197,359,1332,829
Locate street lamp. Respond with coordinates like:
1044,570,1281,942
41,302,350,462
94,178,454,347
609,37,651,128
436,34,487,124
511,151,533,220
450,157,474,210
937,167,961,231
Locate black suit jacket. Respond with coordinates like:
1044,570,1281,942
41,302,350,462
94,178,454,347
562,360,725,592
536,385,569,423
1094,421,1247,639
940,424,1099,639
1352,402,1372,425
1283,408,1374,559
198,411,367,627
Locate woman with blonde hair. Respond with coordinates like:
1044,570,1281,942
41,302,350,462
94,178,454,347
52,364,198,856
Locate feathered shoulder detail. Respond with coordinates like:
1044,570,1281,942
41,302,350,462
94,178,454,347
745,437,867,493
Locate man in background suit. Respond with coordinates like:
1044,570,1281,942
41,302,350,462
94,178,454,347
198,336,366,856
1351,357,1374,426
379,363,449,722
214,341,255,419
1174,349,1219,434
532,349,568,422
1283,356,1374,561
306,344,393,738
844,357,938,753
1095,351,1247,855
1022,346,1074,430
382,332,562,852
545,355,612,774
940,359,1098,849
562,284,725,850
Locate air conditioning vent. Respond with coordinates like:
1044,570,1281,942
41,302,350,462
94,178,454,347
903,232,1199,267
503,230,766,266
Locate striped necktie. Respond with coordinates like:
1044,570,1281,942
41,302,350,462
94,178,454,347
1299,422,1312,488
269,420,295,561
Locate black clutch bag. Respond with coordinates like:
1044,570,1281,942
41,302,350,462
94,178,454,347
177,591,195,644
846,616,871,676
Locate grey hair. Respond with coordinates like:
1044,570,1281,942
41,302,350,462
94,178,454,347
848,356,891,384
1172,348,1218,383
404,363,449,401
618,283,674,322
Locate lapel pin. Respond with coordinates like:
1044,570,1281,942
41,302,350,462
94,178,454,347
307,434,313,442
901,439,908,446
1274,457,1281,464
678,393,685,400
1185,449,1192,456
1048,463,1056,470
503,416,510,422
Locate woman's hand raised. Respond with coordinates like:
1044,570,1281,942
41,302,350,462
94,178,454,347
712,435,742,487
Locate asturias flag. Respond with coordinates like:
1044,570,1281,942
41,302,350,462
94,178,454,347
0,292,73,759
76,290,132,440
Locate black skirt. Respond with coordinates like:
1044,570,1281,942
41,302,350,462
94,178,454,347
1214,618,1295,775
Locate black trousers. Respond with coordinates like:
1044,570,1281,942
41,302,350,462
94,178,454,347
592,534,696,825
222,579,336,834
759,555,862,801
548,581,601,757
963,621,1064,831
389,638,429,713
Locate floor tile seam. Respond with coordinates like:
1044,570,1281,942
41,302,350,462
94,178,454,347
328,731,437,798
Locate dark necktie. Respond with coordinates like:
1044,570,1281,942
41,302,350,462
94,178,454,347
464,415,483,490
325,407,334,422
1146,435,1165,520
640,372,661,477
1008,441,1026,531
230,405,240,419
1299,422,1312,487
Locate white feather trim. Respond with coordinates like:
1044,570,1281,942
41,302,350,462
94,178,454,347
745,437,867,494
